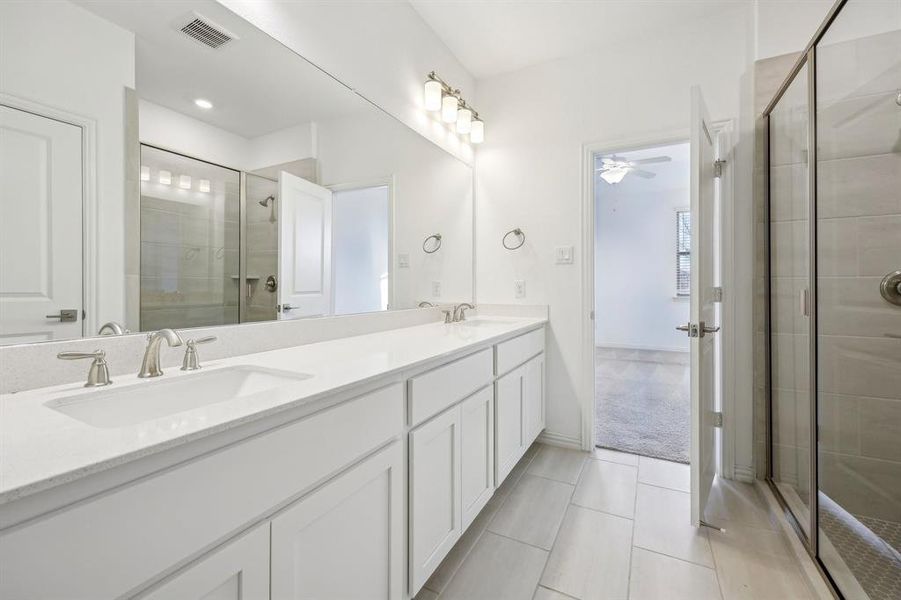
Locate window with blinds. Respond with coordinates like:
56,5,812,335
676,210,691,296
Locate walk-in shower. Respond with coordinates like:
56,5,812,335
763,0,900,597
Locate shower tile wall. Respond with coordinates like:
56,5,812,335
768,63,812,519
815,28,901,526
245,175,278,322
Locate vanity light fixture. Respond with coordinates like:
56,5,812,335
179,175,192,190
194,98,213,110
159,170,172,185
198,179,211,193
140,166,150,182
423,71,484,144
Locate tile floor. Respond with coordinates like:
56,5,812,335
416,443,817,600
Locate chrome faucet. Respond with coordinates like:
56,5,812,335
139,329,183,378
418,301,435,308
453,303,475,322
98,321,128,336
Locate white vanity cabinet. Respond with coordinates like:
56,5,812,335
460,386,494,529
142,524,270,600
270,441,404,600
495,331,546,485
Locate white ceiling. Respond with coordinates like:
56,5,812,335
77,0,366,138
595,142,690,193
409,0,749,79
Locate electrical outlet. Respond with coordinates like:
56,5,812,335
555,245,574,264
431,281,441,297
514,280,526,299
397,253,410,268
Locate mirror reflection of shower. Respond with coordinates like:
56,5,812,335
259,194,276,223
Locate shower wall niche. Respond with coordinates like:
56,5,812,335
763,1,901,598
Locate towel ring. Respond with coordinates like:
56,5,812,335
422,233,442,254
502,228,525,250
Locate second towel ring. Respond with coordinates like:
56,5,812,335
423,233,442,254
503,228,525,250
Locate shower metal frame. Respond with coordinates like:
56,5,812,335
761,0,852,597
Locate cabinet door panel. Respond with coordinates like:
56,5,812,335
495,366,526,485
524,354,546,445
409,405,462,595
270,441,404,600
143,524,269,600
460,386,494,530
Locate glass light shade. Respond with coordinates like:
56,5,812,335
441,95,458,123
600,167,629,184
456,107,472,134
158,170,171,185
179,174,192,190
140,166,150,182
424,80,442,111
198,179,211,193
469,119,484,144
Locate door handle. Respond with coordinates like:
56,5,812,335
676,323,691,332
701,324,720,334
279,304,296,312
46,309,78,322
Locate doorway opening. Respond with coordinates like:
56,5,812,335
593,141,692,464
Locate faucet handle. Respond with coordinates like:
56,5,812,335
181,336,217,371
58,350,112,387
441,309,454,324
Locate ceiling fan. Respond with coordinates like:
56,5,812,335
596,154,671,184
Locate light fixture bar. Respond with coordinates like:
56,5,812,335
423,71,485,144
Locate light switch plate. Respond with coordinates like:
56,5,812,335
397,253,410,268
431,281,441,297
555,245,574,264
514,280,526,299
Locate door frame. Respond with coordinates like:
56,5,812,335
580,123,735,478
325,177,396,313
0,93,97,338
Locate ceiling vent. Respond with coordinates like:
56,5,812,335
178,13,237,49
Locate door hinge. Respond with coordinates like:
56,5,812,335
712,286,723,303
590,310,595,320
714,159,726,178
713,411,724,428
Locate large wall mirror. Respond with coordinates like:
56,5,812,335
0,0,473,345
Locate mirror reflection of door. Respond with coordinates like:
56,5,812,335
277,172,333,319
0,104,83,344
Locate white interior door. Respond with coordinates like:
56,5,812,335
0,104,83,344
689,86,719,526
277,171,332,319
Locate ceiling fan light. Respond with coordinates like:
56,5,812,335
600,167,629,184
441,94,458,123
424,79,442,111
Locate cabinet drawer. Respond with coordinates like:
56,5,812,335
495,328,545,376
408,348,493,426
0,383,404,600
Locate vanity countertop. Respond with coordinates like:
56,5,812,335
0,316,546,505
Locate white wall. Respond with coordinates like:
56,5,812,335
139,99,315,172
218,0,476,165
755,0,834,59
595,185,690,353
474,3,757,462
0,0,135,331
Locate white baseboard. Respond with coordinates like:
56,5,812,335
537,430,582,450
733,464,756,483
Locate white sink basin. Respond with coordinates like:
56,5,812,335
45,366,312,428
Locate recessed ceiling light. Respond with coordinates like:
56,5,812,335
194,98,213,110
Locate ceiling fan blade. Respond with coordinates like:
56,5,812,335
630,156,671,165
632,169,657,178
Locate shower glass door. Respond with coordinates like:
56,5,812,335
768,61,812,537
139,145,241,330
814,2,901,597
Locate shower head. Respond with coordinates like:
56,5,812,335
259,195,275,207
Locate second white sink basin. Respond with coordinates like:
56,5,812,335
45,366,313,428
